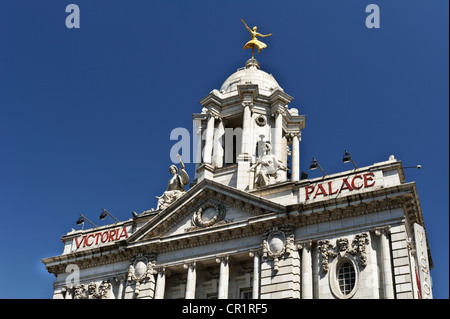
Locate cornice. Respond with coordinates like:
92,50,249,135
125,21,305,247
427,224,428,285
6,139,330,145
43,181,421,276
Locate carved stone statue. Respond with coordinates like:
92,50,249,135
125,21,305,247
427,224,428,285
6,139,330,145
250,142,286,187
156,154,189,210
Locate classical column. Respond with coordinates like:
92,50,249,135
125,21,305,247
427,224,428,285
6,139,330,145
216,256,229,299
115,275,126,299
299,241,313,299
375,227,395,299
241,102,253,156
193,118,203,178
249,250,261,299
273,108,284,162
203,114,215,164
184,262,197,299
212,118,224,168
291,133,300,181
154,267,166,299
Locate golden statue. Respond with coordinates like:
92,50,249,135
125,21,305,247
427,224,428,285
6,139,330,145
242,19,272,58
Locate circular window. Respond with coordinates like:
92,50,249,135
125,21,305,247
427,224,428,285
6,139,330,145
337,261,356,295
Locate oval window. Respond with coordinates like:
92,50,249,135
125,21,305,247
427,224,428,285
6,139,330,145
337,261,356,295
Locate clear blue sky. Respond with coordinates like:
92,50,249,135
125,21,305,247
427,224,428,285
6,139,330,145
0,0,448,299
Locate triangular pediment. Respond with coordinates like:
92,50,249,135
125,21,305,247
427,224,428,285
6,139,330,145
126,179,286,244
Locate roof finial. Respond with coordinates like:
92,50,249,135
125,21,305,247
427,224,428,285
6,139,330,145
241,19,272,59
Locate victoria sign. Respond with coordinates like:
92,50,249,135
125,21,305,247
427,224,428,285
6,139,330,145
74,226,130,250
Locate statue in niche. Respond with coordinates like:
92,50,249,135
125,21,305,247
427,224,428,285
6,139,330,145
156,154,189,210
250,142,287,187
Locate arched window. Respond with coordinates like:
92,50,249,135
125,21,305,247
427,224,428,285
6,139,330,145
337,261,356,295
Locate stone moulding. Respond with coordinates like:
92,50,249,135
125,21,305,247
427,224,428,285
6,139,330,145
43,182,421,277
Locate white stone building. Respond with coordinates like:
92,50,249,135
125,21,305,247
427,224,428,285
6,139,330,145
42,58,433,299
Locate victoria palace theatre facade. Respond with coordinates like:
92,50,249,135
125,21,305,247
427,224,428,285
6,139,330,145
43,53,433,299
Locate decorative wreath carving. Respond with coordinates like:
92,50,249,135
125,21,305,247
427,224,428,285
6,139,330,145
255,114,267,127
192,203,226,228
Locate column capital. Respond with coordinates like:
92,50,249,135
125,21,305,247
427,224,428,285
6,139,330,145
285,131,301,143
271,104,287,117
249,248,262,258
113,274,127,282
183,261,196,270
156,266,166,274
215,255,229,264
207,109,222,121
297,240,312,250
242,101,253,109
373,226,391,236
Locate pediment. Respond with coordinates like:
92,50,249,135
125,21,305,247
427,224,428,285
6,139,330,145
127,179,286,244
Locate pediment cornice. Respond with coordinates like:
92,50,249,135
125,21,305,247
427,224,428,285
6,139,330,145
126,179,286,244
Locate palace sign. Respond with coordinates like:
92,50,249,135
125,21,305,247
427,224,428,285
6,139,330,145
304,172,376,201
74,226,130,250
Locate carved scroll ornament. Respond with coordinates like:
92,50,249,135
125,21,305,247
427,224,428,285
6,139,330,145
262,226,295,274
317,233,369,273
127,253,156,297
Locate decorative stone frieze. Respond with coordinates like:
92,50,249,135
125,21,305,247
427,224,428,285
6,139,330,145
73,280,112,299
317,233,369,274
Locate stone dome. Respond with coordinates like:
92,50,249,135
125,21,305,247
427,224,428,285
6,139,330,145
219,59,283,98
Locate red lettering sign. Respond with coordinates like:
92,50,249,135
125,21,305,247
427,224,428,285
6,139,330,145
313,183,327,199
364,172,375,187
304,172,376,201
340,178,353,191
328,181,339,195
305,185,315,200
75,236,85,249
86,234,94,246
74,227,130,250
351,175,363,189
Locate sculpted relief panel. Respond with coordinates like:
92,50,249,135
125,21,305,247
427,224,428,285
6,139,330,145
317,233,369,274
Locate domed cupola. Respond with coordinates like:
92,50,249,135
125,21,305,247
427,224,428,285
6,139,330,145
219,58,283,98
193,57,305,192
